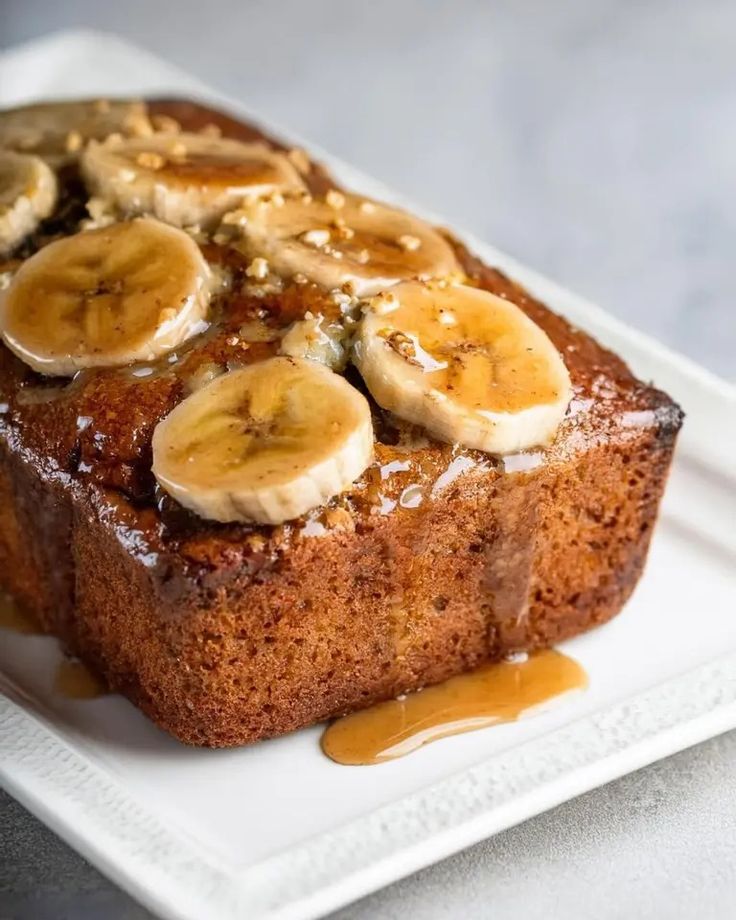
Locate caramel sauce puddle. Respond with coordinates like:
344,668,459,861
1,591,107,699
54,659,108,700
0,590,42,634
321,649,586,765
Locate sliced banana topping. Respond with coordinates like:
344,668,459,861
152,357,373,524
0,150,58,254
232,192,461,296
81,133,305,229
0,218,212,376
0,99,152,166
353,281,572,454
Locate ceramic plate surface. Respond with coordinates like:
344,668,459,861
1,30,735,920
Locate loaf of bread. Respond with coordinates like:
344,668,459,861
0,99,682,746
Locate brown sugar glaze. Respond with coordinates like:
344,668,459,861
0,97,677,548
321,649,586,765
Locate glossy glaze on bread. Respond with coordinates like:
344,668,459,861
0,99,682,746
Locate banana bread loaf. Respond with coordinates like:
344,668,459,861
0,98,682,746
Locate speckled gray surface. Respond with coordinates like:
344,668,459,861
1,1,735,918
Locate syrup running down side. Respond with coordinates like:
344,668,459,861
321,649,587,765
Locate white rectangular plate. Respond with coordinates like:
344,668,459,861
1,30,735,920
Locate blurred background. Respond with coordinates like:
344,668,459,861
1,3,735,920
2,0,734,379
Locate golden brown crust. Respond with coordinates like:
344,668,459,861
0,98,683,746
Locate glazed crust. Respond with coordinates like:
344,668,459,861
0,99,683,746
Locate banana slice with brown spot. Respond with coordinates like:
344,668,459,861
152,357,373,524
232,191,461,296
81,133,305,228
0,99,152,166
0,218,212,376
353,281,572,454
0,150,58,255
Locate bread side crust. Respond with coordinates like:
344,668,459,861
0,404,678,746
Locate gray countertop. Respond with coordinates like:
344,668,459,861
1,1,735,918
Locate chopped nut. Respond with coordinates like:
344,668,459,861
118,167,137,183
383,329,417,362
359,200,376,214
167,141,187,159
136,151,165,170
221,208,248,226
356,248,370,264
246,257,270,280
301,228,330,248
371,291,398,315
287,147,311,174
323,507,355,532
398,234,421,252
331,291,352,308
245,533,267,553
212,232,230,245
331,217,355,241
85,197,114,223
325,189,345,209
293,273,308,285
65,130,83,153
152,114,181,133
200,123,222,138
226,335,240,346
126,113,154,138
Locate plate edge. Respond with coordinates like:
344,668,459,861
3,650,736,920
1,29,736,920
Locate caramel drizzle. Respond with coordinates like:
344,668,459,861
321,649,586,765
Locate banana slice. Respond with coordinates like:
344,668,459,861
0,150,58,254
81,133,305,229
0,99,152,166
353,281,572,454
0,218,211,376
152,357,373,524
233,191,461,296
